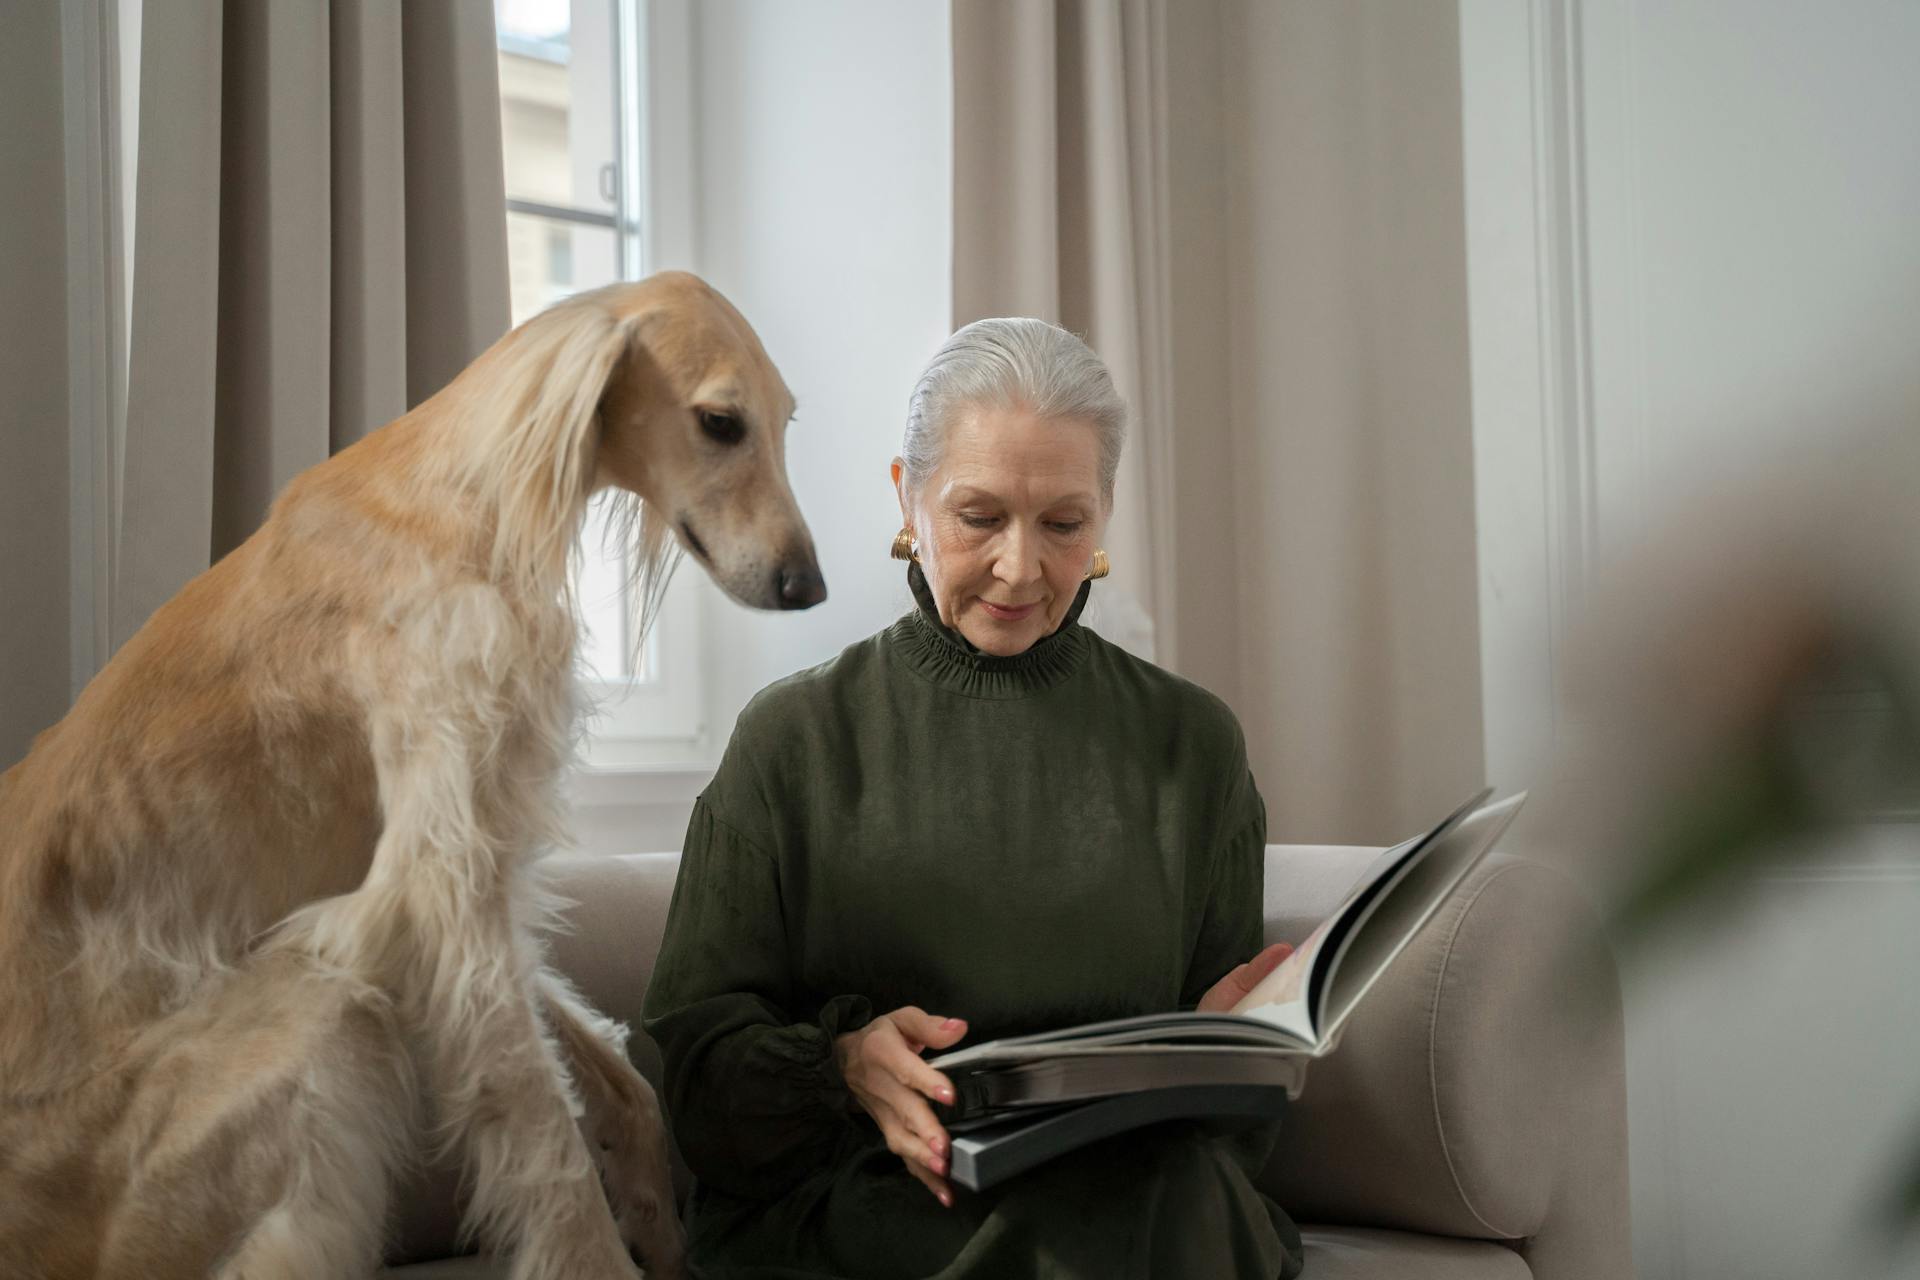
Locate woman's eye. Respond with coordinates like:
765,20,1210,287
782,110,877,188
698,410,746,446
959,514,1000,529
1047,521,1085,535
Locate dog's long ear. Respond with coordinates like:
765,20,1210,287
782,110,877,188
454,296,643,594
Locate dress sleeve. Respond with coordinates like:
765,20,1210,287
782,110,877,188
640,795,875,1201
1178,764,1270,1010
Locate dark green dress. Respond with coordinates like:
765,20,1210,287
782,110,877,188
640,566,1304,1280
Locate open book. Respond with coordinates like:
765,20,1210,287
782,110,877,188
928,788,1526,1190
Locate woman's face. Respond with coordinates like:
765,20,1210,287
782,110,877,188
894,404,1110,657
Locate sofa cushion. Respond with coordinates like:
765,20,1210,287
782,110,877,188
1298,1225,1533,1278
381,1259,499,1280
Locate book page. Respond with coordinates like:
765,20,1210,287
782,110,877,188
1229,788,1491,1037
1220,916,1325,1041
929,1012,1309,1072
1314,792,1526,1044
929,790,1516,1073
1227,837,1418,1029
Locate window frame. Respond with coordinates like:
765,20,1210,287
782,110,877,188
498,0,710,763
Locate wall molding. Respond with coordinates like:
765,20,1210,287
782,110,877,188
1528,0,1599,724
60,0,125,700
1461,0,1570,789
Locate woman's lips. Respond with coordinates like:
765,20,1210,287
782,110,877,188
978,598,1039,622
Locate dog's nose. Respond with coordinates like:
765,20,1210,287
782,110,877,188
777,563,827,610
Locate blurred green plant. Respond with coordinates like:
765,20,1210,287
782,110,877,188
1605,640,1920,1247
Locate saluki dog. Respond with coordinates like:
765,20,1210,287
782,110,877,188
0,273,824,1279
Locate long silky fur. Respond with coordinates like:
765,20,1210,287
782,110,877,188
0,282,706,1280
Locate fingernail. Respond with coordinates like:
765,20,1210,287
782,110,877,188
938,1087,955,1104
941,1017,964,1029
939,1190,953,1208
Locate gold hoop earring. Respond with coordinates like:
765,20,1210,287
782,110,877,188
890,527,918,563
1086,549,1110,581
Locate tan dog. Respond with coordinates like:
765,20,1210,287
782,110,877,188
0,272,823,1279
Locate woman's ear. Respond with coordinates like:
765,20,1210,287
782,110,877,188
891,458,911,527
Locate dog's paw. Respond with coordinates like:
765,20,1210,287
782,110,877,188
592,1131,687,1280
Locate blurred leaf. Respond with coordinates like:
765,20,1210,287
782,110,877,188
1606,726,1817,944
1873,1120,1920,1255
1609,640,1920,946
1609,639,1920,1232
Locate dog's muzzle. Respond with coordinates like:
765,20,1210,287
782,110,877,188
777,562,827,610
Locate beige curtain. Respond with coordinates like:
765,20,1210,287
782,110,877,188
951,0,1177,667
0,2,73,768
1211,1,1487,845
114,0,510,651
955,1,1489,845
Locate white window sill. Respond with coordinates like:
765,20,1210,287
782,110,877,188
563,763,715,856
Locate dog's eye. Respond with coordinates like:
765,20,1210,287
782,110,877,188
698,410,746,446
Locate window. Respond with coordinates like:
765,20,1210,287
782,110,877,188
495,0,706,765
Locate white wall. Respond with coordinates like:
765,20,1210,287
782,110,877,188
570,0,951,851
687,0,952,759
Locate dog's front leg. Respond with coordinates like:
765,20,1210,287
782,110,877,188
335,591,638,1280
540,974,687,1280
349,846,635,1280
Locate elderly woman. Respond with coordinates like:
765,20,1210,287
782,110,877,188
640,320,1304,1279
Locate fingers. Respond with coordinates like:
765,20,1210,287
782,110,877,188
1224,943,1294,1001
1200,941,1301,1013
892,1006,969,1053
869,1061,950,1161
875,1096,941,1169
883,1041,958,1109
859,1008,970,1208
878,1009,963,1104
903,1148,956,1208
1245,941,1293,982
872,1093,955,1205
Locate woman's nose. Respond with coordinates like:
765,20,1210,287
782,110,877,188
992,527,1042,588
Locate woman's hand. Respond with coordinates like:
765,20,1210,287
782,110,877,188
1197,941,1294,1014
833,1006,969,1208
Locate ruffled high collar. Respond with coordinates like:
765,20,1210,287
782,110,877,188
885,561,1092,699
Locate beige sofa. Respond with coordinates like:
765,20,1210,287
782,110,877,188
382,846,1631,1279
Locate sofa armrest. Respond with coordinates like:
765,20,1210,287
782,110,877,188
1257,851,1632,1280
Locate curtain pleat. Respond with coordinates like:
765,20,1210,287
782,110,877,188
399,2,513,411
212,0,332,558
114,0,510,653
951,0,1176,666
116,0,223,651
330,0,411,451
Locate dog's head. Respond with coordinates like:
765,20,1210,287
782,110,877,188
590,272,825,612
454,272,823,618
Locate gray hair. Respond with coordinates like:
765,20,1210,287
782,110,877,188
901,317,1126,501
